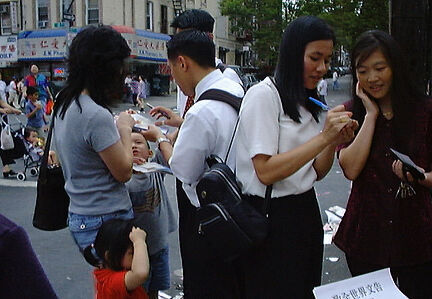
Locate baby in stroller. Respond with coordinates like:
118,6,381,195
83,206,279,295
17,128,58,181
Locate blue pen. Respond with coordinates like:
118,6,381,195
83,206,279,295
308,97,330,111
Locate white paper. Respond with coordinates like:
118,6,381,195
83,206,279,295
133,162,172,175
313,268,407,299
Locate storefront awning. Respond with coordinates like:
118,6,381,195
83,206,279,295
135,29,170,62
18,29,68,61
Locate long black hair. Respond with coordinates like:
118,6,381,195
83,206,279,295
274,16,335,123
54,25,131,119
84,218,135,270
350,30,425,154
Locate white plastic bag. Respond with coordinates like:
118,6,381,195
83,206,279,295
1,124,14,150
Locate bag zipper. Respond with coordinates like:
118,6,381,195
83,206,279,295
210,169,242,202
198,203,229,234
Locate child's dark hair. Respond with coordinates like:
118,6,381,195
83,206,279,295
167,29,215,68
26,86,38,96
84,218,135,270
24,127,37,140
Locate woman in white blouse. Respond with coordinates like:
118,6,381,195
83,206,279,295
236,16,358,298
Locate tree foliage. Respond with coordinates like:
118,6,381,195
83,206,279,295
221,0,389,68
220,0,283,68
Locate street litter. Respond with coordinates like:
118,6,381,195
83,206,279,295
323,206,346,245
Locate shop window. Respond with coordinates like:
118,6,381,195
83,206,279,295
160,5,168,34
0,4,11,35
61,0,73,22
146,1,153,31
87,0,99,24
37,0,49,29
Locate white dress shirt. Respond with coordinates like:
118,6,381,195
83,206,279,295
170,69,244,207
236,77,326,198
176,58,243,116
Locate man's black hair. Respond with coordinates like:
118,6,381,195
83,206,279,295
170,9,215,33
167,30,215,68
26,86,38,96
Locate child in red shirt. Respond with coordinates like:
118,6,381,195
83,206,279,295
84,219,150,299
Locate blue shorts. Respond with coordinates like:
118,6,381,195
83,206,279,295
144,246,170,291
68,208,134,253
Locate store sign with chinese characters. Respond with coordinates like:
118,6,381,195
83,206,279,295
18,35,67,60
135,30,170,62
313,268,407,299
0,35,18,62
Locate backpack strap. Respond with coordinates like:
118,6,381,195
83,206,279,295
196,89,242,112
216,62,227,73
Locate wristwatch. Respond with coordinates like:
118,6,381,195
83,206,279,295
156,136,170,149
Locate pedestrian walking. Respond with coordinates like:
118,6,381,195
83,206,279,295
24,86,48,138
144,30,244,298
334,30,432,299
235,16,357,298
7,77,20,109
332,70,339,90
317,78,328,102
24,65,53,110
53,25,135,259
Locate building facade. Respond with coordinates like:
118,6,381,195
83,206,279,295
0,0,247,90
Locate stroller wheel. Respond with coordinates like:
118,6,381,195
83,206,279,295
30,167,39,177
17,172,26,181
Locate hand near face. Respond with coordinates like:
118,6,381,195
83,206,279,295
133,156,147,165
356,82,379,118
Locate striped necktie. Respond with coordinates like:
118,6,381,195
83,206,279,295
182,95,195,118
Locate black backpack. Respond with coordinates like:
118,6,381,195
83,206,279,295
195,89,270,262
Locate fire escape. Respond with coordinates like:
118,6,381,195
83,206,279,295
172,0,185,17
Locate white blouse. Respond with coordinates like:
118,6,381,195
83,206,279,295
235,77,325,198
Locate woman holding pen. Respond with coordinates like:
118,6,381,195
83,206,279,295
235,16,358,298
334,30,432,298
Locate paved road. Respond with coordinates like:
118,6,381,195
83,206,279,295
0,75,354,298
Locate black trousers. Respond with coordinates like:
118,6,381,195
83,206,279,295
347,257,432,299
176,179,242,299
239,189,323,299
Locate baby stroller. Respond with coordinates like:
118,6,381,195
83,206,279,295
1,114,40,181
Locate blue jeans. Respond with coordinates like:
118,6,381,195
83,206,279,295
68,208,134,253
143,246,170,291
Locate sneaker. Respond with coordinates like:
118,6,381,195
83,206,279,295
3,170,17,178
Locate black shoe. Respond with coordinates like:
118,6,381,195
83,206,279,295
3,170,17,178
140,108,145,112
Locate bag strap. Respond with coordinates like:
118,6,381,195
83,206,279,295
263,185,272,217
196,89,242,112
39,117,55,183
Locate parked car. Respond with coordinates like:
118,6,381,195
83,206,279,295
242,73,259,90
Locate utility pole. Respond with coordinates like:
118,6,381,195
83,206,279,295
390,0,432,94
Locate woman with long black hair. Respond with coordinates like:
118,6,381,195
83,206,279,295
53,25,136,259
334,30,432,298
236,16,358,298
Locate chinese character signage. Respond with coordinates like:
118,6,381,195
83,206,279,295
18,30,67,60
135,30,170,62
313,268,407,299
0,36,18,62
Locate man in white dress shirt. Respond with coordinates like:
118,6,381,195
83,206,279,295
170,9,243,118
144,30,244,298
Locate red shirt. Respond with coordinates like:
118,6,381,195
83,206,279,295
334,99,432,267
94,268,148,299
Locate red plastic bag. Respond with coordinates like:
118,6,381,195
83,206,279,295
45,99,54,115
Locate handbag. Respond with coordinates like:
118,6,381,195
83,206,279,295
1,123,14,150
33,117,70,231
195,90,271,261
